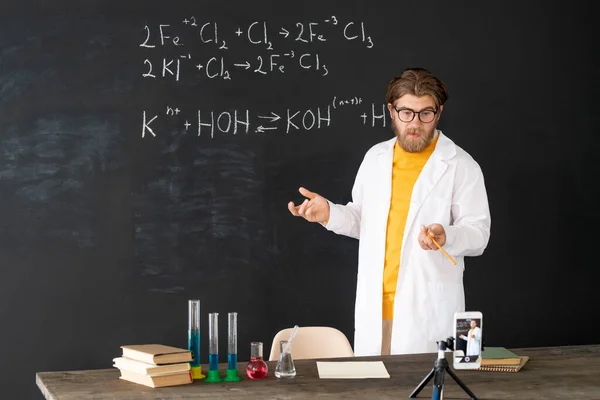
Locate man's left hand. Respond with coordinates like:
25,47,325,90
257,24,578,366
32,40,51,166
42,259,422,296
418,224,446,250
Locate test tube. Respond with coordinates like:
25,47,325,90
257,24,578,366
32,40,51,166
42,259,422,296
224,312,242,381
188,300,205,380
205,312,222,382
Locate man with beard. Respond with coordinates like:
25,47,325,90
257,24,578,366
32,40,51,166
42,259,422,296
288,68,491,356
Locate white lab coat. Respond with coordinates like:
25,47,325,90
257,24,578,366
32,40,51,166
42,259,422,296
325,131,490,356
466,326,482,356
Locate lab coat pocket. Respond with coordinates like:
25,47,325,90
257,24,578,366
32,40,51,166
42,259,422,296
428,195,452,227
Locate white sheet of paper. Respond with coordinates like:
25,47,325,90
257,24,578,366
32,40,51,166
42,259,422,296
316,361,390,379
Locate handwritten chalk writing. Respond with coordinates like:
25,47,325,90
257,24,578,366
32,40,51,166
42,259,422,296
331,96,363,109
198,110,251,138
206,57,224,79
248,55,285,74
197,22,228,49
253,56,267,75
275,17,373,48
166,106,181,116
142,105,341,137
229,52,328,76
182,16,198,26
298,53,327,76
142,59,156,78
138,16,381,139
162,59,180,81
231,53,325,76
295,22,326,43
140,26,155,48
359,104,390,126
343,22,374,49
324,16,338,25
161,25,182,46
200,22,218,43
195,57,231,80
258,112,281,123
142,58,186,81
140,25,183,48
233,61,251,70
247,21,272,50
286,106,331,133
368,103,387,127
343,23,359,40
256,126,277,133
142,111,158,138
140,16,376,81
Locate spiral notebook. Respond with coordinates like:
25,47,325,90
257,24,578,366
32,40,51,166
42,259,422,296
474,347,529,372
477,356,529,372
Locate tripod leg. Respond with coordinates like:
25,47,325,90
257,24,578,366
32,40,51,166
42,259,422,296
445,367,478,400
409,368,435,398
432,366,445,400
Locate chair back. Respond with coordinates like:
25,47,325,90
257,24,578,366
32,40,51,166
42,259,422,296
268,326,355,361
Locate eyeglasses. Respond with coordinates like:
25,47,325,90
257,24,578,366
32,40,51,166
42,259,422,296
393,107,437,123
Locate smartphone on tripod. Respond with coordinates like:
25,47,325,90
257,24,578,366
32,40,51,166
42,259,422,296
453,311,483,370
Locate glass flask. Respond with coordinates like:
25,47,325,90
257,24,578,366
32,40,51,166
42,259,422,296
275,340,296,378
246,342,268,380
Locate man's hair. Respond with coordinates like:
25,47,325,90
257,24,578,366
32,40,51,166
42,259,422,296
386,67,449,109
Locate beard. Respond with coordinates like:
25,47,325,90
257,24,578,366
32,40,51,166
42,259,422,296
392,121,436,153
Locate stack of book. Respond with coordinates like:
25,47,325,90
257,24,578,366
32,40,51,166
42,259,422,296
476,347,529,372
113,344,194,388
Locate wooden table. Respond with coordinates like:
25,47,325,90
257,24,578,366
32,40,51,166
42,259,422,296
36,345,600,399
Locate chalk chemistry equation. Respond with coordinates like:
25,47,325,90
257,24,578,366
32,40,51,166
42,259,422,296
140,16,375,80
142,98,390,138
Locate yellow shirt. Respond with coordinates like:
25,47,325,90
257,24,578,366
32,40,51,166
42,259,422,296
383,134,439,320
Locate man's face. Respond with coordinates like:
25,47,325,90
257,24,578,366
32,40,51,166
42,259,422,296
470,320,477,328
387,94,442,153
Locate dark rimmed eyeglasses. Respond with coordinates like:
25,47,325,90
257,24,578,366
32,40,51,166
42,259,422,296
393,107,437,123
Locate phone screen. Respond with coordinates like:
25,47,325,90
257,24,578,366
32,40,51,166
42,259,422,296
453,312,483,369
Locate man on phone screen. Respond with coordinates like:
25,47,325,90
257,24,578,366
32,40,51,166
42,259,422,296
460,320,482,356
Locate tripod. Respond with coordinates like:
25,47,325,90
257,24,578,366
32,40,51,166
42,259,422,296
409,337,477,400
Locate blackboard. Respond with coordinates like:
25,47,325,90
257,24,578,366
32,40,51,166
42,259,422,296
0,1,598,398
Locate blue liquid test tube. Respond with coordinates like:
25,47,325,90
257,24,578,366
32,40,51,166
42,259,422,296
224,312,242,381
205,312,222,382
188,300,205,380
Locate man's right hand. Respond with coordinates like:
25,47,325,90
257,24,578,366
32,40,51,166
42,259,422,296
288,187,330,223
